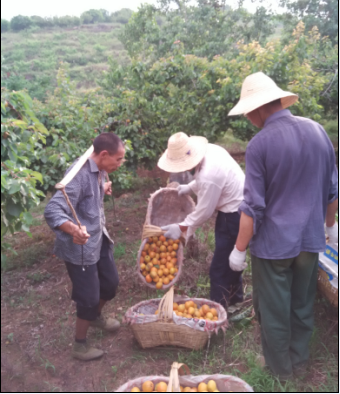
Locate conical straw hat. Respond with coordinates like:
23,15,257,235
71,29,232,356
228,72,299,116
158,132,208,173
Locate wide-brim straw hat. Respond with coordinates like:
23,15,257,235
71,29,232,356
228,72,299,116
158,132,208,173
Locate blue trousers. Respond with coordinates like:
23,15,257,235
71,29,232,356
210,211,244,308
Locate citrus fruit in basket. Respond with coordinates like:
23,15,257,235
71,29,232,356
140,237,179,288
131,387,140,392
173,301,219,322
142,381,154,392
155,382,168,392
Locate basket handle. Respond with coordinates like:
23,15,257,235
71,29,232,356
167,362,191,393
158,286,174,322
142,224,165,241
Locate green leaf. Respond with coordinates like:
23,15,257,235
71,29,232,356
8,182,21,195
6,200,23,218
22,212,33,225
30,171,43,184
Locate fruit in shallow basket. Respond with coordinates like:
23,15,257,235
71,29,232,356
207,380,217,392
156,382,168,392
131,387,140,392
142,381,154,392
198,382,208,392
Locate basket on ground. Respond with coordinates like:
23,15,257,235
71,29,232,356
115,362,254,392
137,184,195,291
124,287,228,350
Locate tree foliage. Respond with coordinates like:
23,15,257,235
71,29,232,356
80,9,105,24
1,90,48,263
10,15,32,31
1,19,10,33
280,0,338,43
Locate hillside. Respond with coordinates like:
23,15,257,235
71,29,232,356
1,23,128,100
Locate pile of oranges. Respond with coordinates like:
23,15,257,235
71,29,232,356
131,379,223,392
140,235,180,290
155,301,219,322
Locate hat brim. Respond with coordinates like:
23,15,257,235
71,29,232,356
158,136,208,173
228,89,299,116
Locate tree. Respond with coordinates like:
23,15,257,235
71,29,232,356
10,15,32,31
80,9,105,24
280,0,338,43
1,89,48,266
1,19,10,33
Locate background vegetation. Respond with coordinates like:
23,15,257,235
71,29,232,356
1,0,339,259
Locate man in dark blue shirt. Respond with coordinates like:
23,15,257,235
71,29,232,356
228,72,338,379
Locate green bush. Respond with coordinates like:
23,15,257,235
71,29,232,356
1,19,10,32
10,15,32,31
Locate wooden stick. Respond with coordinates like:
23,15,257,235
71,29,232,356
55,145,94,190
61,189,82,229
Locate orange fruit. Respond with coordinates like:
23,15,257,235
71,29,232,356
163,241,168,247
161,258,167,265
163,268,169,276
171,251,177,257
198,383,208,392
206,312,214,320
194,310,201,319
156,282,163,290
166,262,174,269
142,251,147,257
157,241,162,247
142,381,154,392
146,263,153,271
210,308,218,317
131,387,140,392
188,307,195,315
153,276,160,283
176,312,183,317
168,275,174,281
140,263,146,271
150,271,158,279
160,265,166,270
155,309,159,315
142,270,148,277
173,303,179,311
159,235,166,242
149,251,156,259
144,255,151,263
185,301,192,310
183,388,191,393
144,243,150,251
163,278,170,285
173,243,179,250
158,269,164,277
213,317,218,321
160,245,166,252
171,258,177,264
152,236,158,243
146,275,152,283
169,267,176,275
156,382,168,392
178,304,185,313
167,246,173,253
202,305,210,315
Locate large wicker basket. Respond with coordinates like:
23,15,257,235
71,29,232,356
124,287,228,350
115,362,254,392
137,184,195,290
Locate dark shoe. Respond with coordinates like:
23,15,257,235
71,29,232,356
72,342,104,361
90,315,120,332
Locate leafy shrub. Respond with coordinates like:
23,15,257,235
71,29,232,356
1,19,10,32
10,15,32,31
1,90,48,265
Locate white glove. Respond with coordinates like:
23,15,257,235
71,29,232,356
177,184,192,196
326,222,338,244
229,246,248,271
161,224,182,240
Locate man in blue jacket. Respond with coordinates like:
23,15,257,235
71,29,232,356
228,72,338,380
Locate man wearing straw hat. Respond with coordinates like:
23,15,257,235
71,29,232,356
44,133,126,361
228,72,338,379
158,132,246,313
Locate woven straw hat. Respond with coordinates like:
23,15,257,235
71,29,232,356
228,72,298,116
158,132,208,173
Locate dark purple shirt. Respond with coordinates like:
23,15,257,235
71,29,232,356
239,109,338,259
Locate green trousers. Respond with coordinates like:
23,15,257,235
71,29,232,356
252,252,319,378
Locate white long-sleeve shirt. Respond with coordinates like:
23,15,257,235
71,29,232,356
180,144,245,230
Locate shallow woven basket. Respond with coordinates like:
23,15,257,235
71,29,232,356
137,184,195,290
125,287,227,350
114,362,254,392
131,320,209,350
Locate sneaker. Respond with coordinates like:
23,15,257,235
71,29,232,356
90,315,120,332
72,342,104,361
227,302,243,314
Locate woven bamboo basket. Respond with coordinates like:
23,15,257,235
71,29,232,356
115,362,254,392
137,184,195,290
124,287,228,350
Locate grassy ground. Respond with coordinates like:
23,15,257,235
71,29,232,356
1,174,338,392
1,23,128,99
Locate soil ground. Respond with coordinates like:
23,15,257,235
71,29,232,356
1,164,338,393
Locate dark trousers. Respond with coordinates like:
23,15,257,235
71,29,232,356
252,252,319,378
65,235,119,321
210,211,244,308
